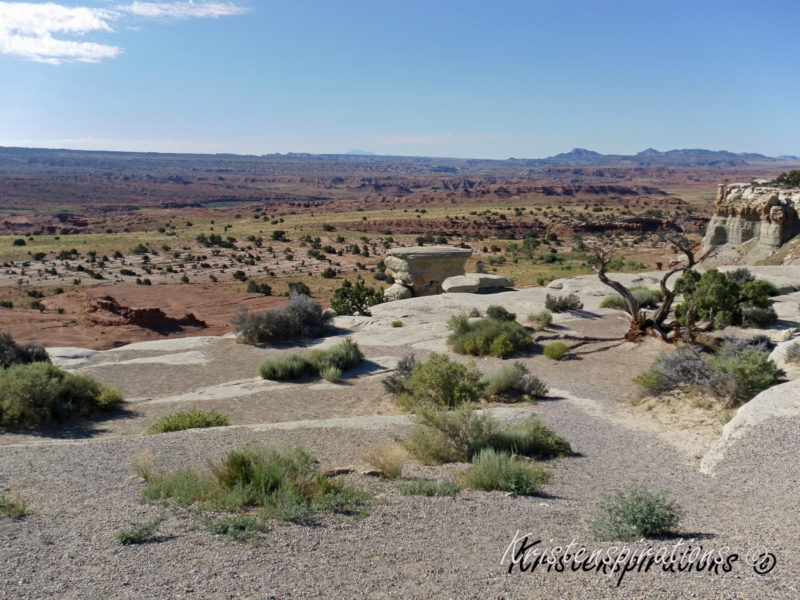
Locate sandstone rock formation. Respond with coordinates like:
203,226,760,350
702,182,800,264
441,273,514,293
384,246,472,296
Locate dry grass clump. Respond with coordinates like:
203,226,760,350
363,444,410,479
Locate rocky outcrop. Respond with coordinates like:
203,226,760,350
702,183,800,264
385,246,472,296
441,273,514,293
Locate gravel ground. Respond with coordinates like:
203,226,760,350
1,285,798,599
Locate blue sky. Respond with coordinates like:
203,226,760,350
1,0,799,159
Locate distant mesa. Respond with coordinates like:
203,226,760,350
344,149,376,156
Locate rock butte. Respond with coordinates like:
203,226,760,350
703,182,800,265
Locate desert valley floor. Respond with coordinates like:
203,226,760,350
1,269,799,599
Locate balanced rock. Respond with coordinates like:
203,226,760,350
385,246,472,296
703,183,800,264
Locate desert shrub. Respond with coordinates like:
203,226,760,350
462,448,550,495
708,343,785,405
381,353,417,395
306,338,363,374
675,269,777,330
776,169,800,187
116,515,165,545
482,362,548,402
404,405,497,464
0,362,122,428
396,352,485,410
0,492,27,519
741,305,778,328
634,341,784,407
545,293,583,313
543,342,569,361
258,354,308,380
143,443,370,522
600,288,660,311
210,515,267,541
486,305,516,322
448,317,534,358
147,409,230,435
364,444,409,479
468,307,481,318
130,451,155,482
0,301,12,309
786,341,800,363
0,333,49,369
486,417,572,459
391,320,403,327
529,309,552,330
397,479,461,496
590,483,682,541
246,280,272,295
231,294,332,345
319,365,342,382
330,279,384,316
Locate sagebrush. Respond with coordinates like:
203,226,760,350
590,483,682,541
231,294,332,345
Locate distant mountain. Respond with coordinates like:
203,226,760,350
344,149,375,156
506,147,798,168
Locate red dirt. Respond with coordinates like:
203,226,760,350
1,283,292,350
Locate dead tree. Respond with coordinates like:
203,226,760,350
594,228,708,341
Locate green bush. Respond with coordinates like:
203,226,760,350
482,362,548,402
0,333,49,369
396,352,485,410
486,305,516,321
486,417,572,459
462,448,550,495
708,344,785,405
634,340,784,407
116,515,165,545
246,280,272,295
319,365,342,383
404,405,497,464
391,320,404,327
590,483,682,541
397,479,461,497
675,269,777,330
529,310,552,330
775,169,800,187
0,492,27,519
147,409,230,435
448,316,534,358
258,354,309,380
330,279,384,316
142,443,370,522
306,338,363,374
0,362,122,428
543,342,569,360
545,293,583,313
231,294,332,345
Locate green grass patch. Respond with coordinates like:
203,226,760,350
141,443,371,524
486,417,572,459
482,362,548,402
258,353,308,380
116,515,165,545
447,315,534,358
462,448,550,495
147,409,230,435
210,515,268,541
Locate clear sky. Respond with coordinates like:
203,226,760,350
1,0,799,159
